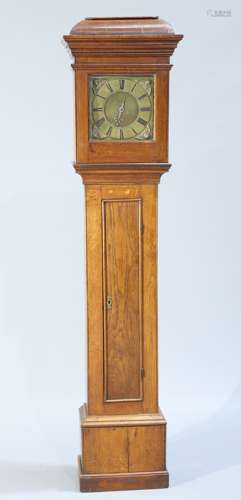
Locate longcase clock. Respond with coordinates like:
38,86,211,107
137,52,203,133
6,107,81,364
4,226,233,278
64,16,183,493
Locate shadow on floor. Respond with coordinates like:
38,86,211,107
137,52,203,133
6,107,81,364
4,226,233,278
0,463,78,493
169,381,241,486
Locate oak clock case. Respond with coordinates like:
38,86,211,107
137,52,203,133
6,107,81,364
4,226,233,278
64,16,183,493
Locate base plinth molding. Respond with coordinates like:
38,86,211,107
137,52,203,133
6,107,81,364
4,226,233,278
78,456,169,492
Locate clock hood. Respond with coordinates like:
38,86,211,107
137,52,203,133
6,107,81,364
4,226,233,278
64,16,183,60
69,16,175,36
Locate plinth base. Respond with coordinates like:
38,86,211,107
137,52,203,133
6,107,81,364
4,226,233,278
78,456,169,492
78,404,169,492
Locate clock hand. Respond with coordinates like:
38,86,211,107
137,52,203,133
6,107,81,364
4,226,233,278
119,96,126,113
116,96,126,125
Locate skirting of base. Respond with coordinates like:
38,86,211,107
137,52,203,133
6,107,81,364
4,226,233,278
78,456,169,492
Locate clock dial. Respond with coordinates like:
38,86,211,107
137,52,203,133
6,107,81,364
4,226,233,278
89,76,154,141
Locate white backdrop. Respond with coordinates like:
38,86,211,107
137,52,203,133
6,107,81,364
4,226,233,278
0,1,241,499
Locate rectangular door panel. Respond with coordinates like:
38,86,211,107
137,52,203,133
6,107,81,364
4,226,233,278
102,199,143,402
128,426,165,472
82,427,128,473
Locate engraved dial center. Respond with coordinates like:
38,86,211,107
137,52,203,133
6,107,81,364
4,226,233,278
104,91,139,127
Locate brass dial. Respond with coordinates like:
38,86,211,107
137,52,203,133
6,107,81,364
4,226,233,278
89,76,154,141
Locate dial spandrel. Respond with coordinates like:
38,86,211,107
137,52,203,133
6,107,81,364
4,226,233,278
89,76,154,142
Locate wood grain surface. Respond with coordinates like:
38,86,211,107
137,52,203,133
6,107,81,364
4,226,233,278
102,199,143,401
86,184,158,416
79,455,169,492
82,427,128,473
82,424,166,475
128,425,165,472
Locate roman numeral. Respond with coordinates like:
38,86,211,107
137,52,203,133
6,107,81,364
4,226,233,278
131,82,137,93
96,117,105,127
138,93,148,100
106,82,113,93
140,107,151,112
137,117,147,126
93,107,103,112
119,79,125,90
120,129,124,140
106,126,112,137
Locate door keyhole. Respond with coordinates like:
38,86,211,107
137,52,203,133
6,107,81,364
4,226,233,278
106,295,112,309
